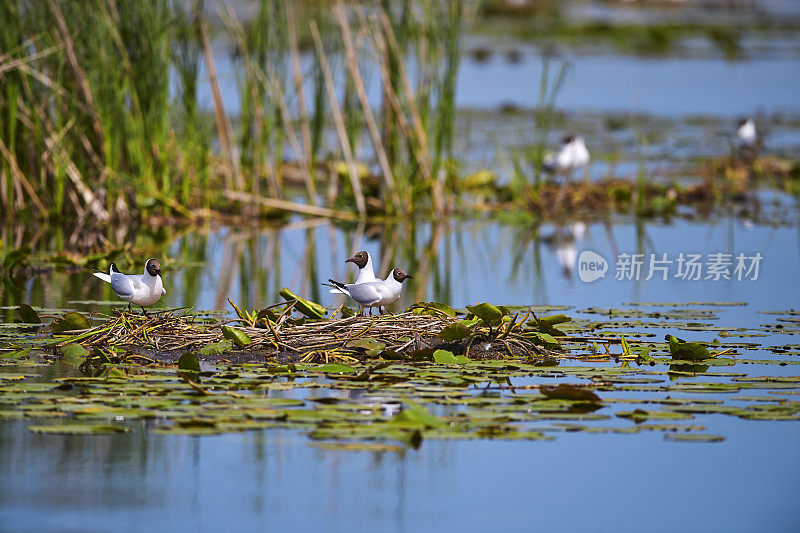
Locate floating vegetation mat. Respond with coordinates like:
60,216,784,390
1,301,799,450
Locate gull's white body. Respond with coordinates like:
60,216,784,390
330,272,405,313
543,136,590,175
737,119,757,148
93,264,166,307
329,251,376,294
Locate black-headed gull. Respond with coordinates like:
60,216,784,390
329,250,377,296
543,134,590,180
93,258,166,315
736,118,758,149
328,269,413,315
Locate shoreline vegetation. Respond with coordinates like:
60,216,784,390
2,0,798,237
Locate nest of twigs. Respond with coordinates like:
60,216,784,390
65,308,561,365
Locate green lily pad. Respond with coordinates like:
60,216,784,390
18,304,41,324
221,326,252,348
667,335,711,361
51,312,91,333
199,340,234,356
466,303,504,326
28,424,130,435
311,363,358,374
178,352,201,373
438,323,473,341
61,344,88,359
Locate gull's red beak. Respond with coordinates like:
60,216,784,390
345,257,356,264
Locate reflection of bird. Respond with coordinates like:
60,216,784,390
328,269,413,315
544,223,587,278
93,258,166,315
543,135,590,180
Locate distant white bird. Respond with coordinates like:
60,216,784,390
543,134,590,180
328,251,376,296
93,258,166,315
328,269,413,315
736,118,758,149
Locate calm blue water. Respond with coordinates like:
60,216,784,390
1,418,798,532
2,213,800,531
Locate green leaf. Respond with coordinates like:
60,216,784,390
221,326,252,348
279,288,327,319
432,349,456,364
466,303,504,326
28,424,129,435
18,304,40,324
392,397,446,428
540,314,571,325
311,363,358,374
541,384,602,403
437,323,473,341
620,335,631,356
2,346,31,359
524,331,561,349
61,344,88,359
591,341,600,354
409,302,457,318
51,312,91,333
178,352,201,373
347,338,386,352
198,340,234,356
666,335,711,361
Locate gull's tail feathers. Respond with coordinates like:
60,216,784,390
92,272,112,283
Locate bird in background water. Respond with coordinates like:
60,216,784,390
543,134,590,181
93,258,166,315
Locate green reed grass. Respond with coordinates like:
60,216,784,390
0,0,466,224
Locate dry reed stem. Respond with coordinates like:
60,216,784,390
199,8,243,192
285,0,318,202
334,1,398,212
309,20,367,218
222,189,358,221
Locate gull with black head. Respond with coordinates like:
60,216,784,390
327,269,413,316
543,134,590,181
93,258,166,315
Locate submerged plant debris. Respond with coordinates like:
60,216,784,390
1,299,799,450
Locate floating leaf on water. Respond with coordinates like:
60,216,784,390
540,314,572,326
392,397,446,429
432,349,457,364
221,326,252,348
438,323,473,341
28,424,129,435
178,352,201,373
540,384,601,403
17,304,41,324
51,312,91,333
1,346,32,359
667,334,711,361
198,340,234,356
61,344,88,359
664,433,725,443
523,331,561,349
311,363,358,374
466,303,504,326
310,442,403,453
